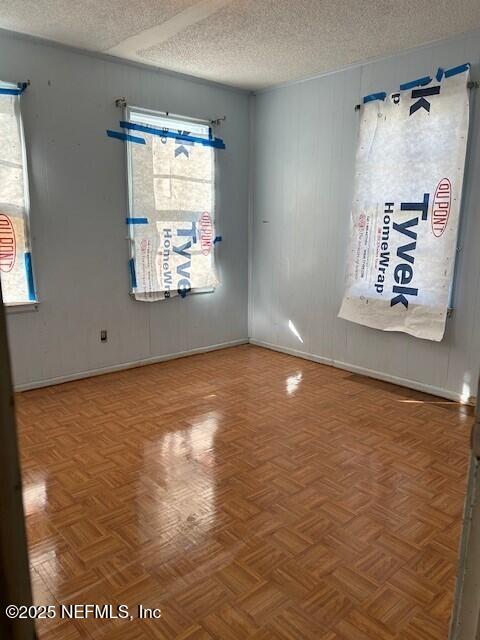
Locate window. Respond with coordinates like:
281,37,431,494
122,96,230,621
0,81,35,305
338,64,470,341
124,106,223,301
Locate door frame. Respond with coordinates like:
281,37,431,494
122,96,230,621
0,284,36,640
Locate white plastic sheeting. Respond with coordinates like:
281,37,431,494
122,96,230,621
338,65,470,341
125,107,221,302
0,82,35,305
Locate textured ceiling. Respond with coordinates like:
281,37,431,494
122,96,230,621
1,0,480,90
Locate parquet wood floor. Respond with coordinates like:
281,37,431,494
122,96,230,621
16,345,473,639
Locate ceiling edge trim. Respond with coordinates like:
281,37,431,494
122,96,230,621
255,26,480,95
0,27,252,95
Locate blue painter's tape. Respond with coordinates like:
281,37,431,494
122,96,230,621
444,63,470,78
400,75,432,91
213,235,223,244
129,258,137,289
120,121,226,149
436,67,445,82
126,217,148,225
107,130,146,145
24,252,36,301
363,92,387,104
0,82,28,96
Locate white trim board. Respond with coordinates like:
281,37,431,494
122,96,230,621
107,0,233,61
249,338,475,404
15,339,248,392
15,336,475,403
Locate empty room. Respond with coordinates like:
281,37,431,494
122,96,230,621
1,1,480,639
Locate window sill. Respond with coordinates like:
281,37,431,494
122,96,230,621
4,302,39,314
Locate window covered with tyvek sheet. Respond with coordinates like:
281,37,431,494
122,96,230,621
126,108,219,302
0,83,35,305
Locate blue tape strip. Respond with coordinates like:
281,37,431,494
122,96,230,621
0,82,28,95
107,130,146,145
361,63,469,110
24,252,36,301
120,121,226,150
129,258,137,289
400,75,432,91
0,88,22,95
444,63,470,78
363,92,387,104
126,217,148,225
213,235,223,244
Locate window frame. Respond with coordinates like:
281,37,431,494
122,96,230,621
124,105,219,301
0,80,37,308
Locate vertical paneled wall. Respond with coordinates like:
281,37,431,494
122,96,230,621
2,27,480,399
0,32,250,388
251,31,480,401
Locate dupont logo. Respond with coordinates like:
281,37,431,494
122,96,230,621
431,178,451,238
0,213,16,272
199,212,213,255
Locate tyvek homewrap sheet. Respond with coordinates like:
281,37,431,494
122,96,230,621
0,84,35,304
125,111,221,302
338,64,470,341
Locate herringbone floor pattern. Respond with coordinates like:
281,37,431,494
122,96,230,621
16,345,473,639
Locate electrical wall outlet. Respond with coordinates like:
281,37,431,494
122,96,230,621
100,330,107,343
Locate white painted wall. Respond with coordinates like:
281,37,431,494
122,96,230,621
0,32,250,389
251,30,480,401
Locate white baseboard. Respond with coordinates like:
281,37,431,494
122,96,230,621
15,336,474,404
15,338,249,392
249,338,473,404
